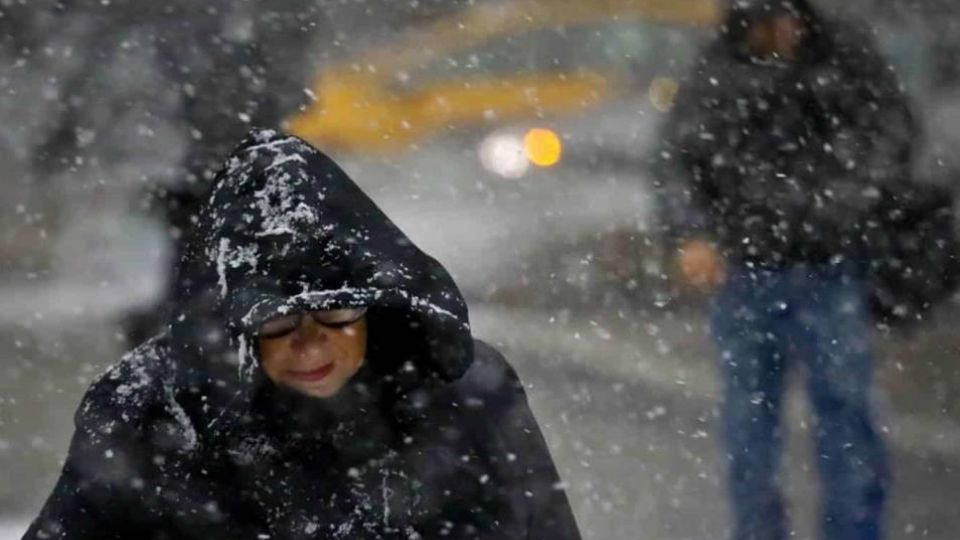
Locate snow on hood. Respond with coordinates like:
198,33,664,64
168,128,474,434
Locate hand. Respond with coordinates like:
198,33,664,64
677,239,726,288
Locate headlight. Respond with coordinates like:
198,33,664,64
479,133,530,179
523,128,562,167
479,128,563,179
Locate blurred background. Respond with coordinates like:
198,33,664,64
2,0,960,538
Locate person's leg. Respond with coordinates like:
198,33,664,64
790,269,888,540
712,270,789,540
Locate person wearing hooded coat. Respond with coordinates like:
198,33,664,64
23,129,581,540
655,1,916,539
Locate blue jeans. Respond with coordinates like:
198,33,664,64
711,264,888,540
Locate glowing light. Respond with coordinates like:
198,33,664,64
649,76,680,112
479,134,530,179
523,128,562,167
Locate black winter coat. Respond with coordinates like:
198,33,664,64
25,130,580,539
656,0,916,267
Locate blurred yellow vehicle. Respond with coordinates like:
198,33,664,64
286,0,720,308
288,0,721,155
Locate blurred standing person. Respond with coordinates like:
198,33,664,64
127,0,332,344
655,1,916,539
22,0,329,344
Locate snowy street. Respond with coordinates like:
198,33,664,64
5,0,960,537
2,299,958,539
473,303,960,539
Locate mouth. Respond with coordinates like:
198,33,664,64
287,363,336,383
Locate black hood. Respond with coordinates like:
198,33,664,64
168,129,473,436
720,0,833,63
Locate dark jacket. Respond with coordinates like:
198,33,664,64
25,129,580,539
656,0,916,267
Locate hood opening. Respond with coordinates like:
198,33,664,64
168,128,473,440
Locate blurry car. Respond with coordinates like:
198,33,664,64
288,0,722,307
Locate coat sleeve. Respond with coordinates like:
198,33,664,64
469,341,582,540
24,343,256,540
23,373,155,539
650,55,723,246
812,23,917,190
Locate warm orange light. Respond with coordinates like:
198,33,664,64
523,128,562,167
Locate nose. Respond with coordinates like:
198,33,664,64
290,316,330,352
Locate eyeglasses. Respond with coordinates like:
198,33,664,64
258,307,368,339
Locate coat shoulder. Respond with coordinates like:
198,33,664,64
453,339,524,404
76,336,171,431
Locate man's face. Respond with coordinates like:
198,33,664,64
257,310,368,399
747,14,806,60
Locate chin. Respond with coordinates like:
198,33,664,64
293,381,345,399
